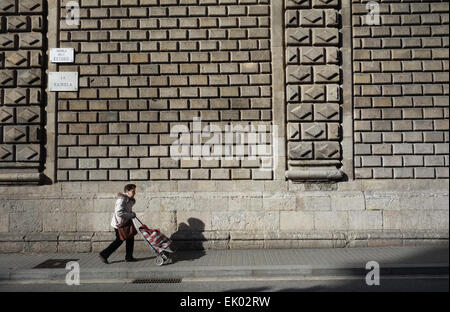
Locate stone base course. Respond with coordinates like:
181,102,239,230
0,180,448,252
0,230,448,253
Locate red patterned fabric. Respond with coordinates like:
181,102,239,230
139,226,171,250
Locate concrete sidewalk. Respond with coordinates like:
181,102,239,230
0,246,448,283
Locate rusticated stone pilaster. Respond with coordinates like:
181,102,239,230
0,0,46,184
284,0,344,181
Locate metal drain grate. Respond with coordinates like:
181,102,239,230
132,278,182,284
33,259,79,269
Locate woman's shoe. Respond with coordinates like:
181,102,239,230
98,254,109,264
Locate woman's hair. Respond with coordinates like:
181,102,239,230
124,184,136,192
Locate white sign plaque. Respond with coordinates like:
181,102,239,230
49,72,78,91
50,48,74,63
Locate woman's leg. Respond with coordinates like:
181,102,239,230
100,229,123,259
125,235,135,260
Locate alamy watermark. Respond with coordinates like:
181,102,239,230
65,1,80,26
365,1,381,25
169,117,279,172
365,261,380,286
65,261,80,285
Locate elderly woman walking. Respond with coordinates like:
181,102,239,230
99,184,138,264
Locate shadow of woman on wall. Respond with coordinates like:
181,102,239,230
169,217,206,264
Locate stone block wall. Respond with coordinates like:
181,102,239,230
352,0,449,179
0,180,448,252
56,0,274,181
0,0,448,252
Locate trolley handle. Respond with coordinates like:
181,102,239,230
134,216,144,226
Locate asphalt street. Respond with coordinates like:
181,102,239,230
0,276,448,292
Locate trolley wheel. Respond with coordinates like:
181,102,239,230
155,256,164,266
164,253,173,264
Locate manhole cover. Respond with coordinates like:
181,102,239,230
132,278,182,284
33,259,79,269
